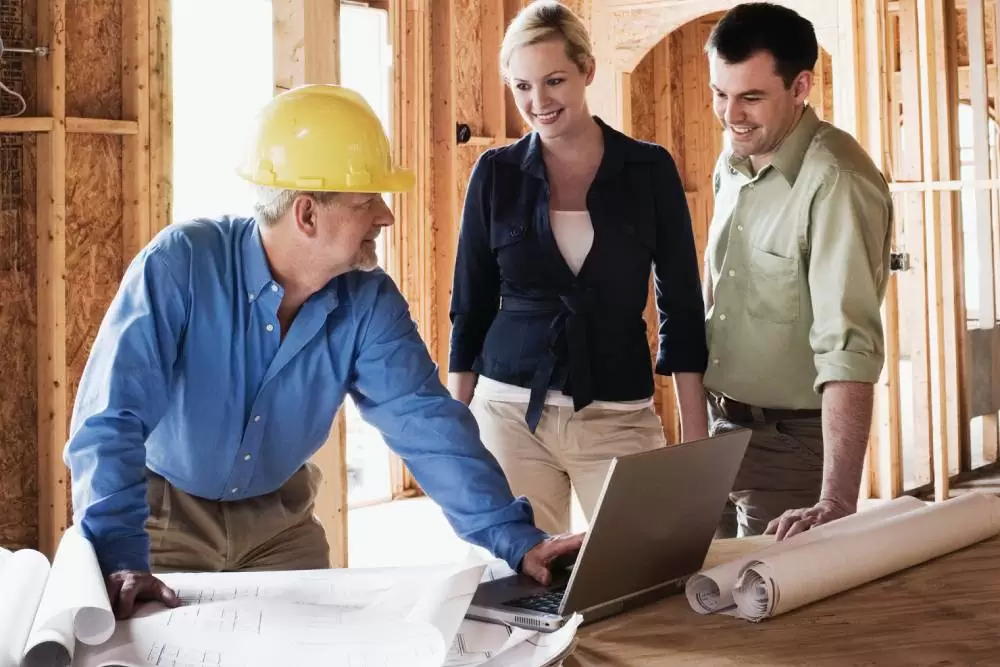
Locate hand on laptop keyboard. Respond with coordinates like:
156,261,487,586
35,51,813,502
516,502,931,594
519,532,585,586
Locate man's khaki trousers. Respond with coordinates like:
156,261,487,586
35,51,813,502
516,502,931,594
144,462,330,572
708,392,824,538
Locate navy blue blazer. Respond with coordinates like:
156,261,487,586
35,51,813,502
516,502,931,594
449,117,708,431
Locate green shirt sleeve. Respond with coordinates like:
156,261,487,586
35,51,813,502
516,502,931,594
806,168,893,391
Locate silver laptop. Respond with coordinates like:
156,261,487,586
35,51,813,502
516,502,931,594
465,428,751,632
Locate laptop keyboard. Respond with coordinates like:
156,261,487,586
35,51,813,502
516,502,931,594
506,584,568,614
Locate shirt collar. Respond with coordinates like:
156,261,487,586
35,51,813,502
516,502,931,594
728,104,821,185
242,220,341,312
242,220,276,302
500,115,656,182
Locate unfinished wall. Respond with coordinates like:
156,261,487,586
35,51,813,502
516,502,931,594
0,0,39,551
0,0,168,556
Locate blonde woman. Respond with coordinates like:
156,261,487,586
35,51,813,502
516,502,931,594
447,0,709,535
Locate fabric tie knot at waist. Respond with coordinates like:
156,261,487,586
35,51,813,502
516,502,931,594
500,290,596,432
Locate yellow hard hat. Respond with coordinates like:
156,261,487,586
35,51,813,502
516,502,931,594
237,84,414,193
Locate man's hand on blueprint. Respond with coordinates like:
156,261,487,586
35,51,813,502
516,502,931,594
106,570,182,620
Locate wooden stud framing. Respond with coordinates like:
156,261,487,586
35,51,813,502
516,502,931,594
915,0,963,500
860,0,905,499
0,117,54,132
0,0,172,558
966,0,1000,464
35,0,69,558
431,0,457,374
890,0,938,493
123,0,152,263
149,0,173,235
387,0,431,498
271,0,348,568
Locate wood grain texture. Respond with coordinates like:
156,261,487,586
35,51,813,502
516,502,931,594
431,0,457,378
567,533,1000,666
36,0,71,558
455,0,485,136
65,0,123,118
149,0,173,234
0,0,38,116
65,134,123,425
0,131,38,551
0,0,40,550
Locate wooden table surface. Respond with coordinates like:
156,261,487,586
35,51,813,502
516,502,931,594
565,533,1000,666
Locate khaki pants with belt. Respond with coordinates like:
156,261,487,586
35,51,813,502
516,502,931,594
471,395,667,535
144,462,330,572
709,392,824,538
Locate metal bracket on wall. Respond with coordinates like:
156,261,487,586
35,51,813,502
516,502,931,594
890,250,911,272
2,46,49,57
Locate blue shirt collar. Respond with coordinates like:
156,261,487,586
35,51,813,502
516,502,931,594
243,220,276,302
242,220,339,312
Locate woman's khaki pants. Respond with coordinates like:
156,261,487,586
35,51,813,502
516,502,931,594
470,395,667,535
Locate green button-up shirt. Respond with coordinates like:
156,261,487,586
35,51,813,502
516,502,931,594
704,105,893,410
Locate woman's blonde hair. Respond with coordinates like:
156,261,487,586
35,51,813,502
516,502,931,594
500,1,593,77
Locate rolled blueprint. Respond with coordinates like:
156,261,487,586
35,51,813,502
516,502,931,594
685,494,926,614
732,492,1000,622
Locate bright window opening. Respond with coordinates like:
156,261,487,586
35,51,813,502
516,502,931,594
171,1,397,507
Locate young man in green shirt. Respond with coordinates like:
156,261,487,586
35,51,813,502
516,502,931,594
701,3,893,540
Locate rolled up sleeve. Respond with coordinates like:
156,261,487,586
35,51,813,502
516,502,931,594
807,168,892,391
449,152,500,373
353,277,546,571
653,147,709,375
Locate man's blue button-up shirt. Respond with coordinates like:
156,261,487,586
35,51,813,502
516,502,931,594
64,216,545,575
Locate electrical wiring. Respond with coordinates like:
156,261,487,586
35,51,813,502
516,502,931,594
0,34,28,118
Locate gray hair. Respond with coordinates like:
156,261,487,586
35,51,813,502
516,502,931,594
252,186,339,227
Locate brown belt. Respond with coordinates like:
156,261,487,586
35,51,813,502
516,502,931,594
709,393,821,425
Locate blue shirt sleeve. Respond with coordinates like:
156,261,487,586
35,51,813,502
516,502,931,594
349,275,547,571
64,243,189,575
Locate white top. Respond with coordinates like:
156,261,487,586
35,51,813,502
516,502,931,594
549,210,594,276
474,210,652,411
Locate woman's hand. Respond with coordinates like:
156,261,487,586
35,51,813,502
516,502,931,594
447,372,479,405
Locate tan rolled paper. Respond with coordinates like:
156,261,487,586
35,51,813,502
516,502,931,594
732,492,1000,622
684,495,926,614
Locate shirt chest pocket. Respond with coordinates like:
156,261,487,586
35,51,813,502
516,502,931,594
747,247,800,323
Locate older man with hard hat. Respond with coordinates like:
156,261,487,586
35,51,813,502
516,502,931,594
64,84,582,620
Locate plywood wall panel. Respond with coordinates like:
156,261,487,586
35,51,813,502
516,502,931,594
455,0,486,136
66,0,123,118
630,51,655,142
956,5,997,68
65,134,124,446
0,132,38,550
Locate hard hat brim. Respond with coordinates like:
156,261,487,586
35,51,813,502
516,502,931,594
378,166,417,193
236,164,416,194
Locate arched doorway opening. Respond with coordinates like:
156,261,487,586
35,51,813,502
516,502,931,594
627,11,835,264
615,8,837,443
